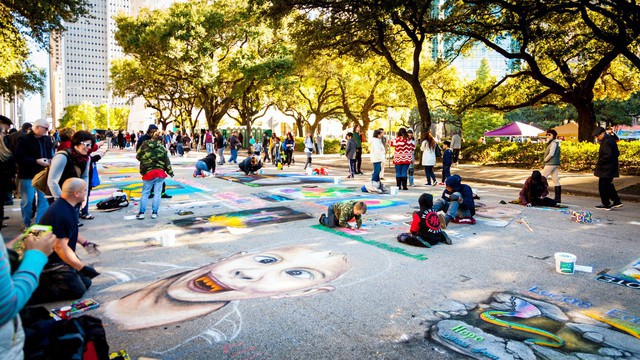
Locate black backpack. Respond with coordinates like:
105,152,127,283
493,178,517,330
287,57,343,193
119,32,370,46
96,193,129,210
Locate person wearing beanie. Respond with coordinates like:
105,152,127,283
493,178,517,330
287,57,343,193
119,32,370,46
593,126,622,210
518,170,560,207
433,174,476,228
397,193,452,246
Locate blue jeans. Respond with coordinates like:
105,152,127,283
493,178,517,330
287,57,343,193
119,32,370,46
321,205,337,228
217,148,225,164
205,143,213,154
433,193,471,220
195,160,210,176
372,162,381,182
425,166,436,184
442,165,451,183
20,179,49,227
394,163,410,178
348,159,356,176
139,177,165,214
229,149,238,163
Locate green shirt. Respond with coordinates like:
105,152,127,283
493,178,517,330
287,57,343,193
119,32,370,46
333,200,362,228
353,132,362,147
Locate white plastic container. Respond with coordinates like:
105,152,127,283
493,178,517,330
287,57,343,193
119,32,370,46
334,177,341,184
157,230,176,247
554,252,577,274
390,186,399,195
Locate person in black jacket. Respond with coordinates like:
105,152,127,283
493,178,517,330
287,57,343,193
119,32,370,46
14,119,53,228
194,153,216,177
238,156,262,175
593,127,622,210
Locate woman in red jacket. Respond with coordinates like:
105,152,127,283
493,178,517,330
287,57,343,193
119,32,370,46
389,128,415,190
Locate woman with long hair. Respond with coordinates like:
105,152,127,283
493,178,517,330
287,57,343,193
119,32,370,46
541,129,562,203
304,131,314,170
284,133,295,167
389,128,415,190
47,131,93,201
518,170,558,207
352,124,364,174
420,132,438,186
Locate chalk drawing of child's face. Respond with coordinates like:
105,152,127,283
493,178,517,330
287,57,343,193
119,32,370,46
166,246,349,302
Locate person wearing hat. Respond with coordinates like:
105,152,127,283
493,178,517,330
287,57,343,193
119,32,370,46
593,127,622,210
433,174,476,228
0,115,12,135
136,124,172,199
8,122,32,153
14,119,53,229
397,193,452,247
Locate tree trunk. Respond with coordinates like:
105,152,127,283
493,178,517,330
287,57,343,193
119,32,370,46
410,79,432,136
295,118,304,137
572,97,597,142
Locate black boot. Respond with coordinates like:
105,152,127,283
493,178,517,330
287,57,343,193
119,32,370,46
401,177,408,190
554,186,561,203
396,177,400,188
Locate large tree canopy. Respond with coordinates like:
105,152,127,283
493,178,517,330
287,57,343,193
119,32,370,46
439,0,640,141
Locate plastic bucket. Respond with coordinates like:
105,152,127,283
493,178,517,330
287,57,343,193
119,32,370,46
157,230,176,247
554,252,577,274
390,186,399,195
334,177,341,184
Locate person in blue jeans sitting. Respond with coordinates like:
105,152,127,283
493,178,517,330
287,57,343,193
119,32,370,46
433,174,476,228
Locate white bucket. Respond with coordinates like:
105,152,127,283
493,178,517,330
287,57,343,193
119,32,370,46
334,177,341,184
157,230,176,247
306,168,313,175
390,186,399,195
554,252,577,274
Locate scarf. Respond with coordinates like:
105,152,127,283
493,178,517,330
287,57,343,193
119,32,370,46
70,148,90,171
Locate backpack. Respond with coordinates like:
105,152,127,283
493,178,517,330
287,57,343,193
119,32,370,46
96,193,129,210
435,145,442,158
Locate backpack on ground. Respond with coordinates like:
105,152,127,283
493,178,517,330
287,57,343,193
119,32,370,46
96,192,129,210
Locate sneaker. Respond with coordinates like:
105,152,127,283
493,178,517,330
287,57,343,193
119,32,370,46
432,183,438,187
161,193,172,199
437,212,447,230
611,202,623,209
425,183,431,186
346,175,353,178
193,170,197,177
319,214,326,225
595,204,612,211
442,232,453,245
136,212,145,220
455,217,476,225
151,212,158,219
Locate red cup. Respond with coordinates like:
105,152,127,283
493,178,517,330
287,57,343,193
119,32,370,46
59,306,72,320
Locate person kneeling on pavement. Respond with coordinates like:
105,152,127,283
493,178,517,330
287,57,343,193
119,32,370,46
239,155,263,175
194,152,216,177
319,200,367,229
29,178,101,304
398,193,452,247
517,170,563,208
433,174,476,229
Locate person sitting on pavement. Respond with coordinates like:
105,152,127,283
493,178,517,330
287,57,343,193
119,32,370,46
29,178,101,304
398,193,452,247
0,231,55,357
517,170,562,208
194,152,216,178
433,174,476,228
318,200,367,229
238,155,263,175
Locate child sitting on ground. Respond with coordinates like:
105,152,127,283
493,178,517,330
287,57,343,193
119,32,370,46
398,193,452,246
441,140,452,185
433,174,476,228
319,200,367,229
193,152,217,177
238,155,263,175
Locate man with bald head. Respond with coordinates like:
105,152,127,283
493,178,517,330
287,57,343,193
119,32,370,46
29,178,101,304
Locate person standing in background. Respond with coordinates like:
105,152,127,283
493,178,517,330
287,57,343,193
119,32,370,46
379,128,388,180
316,132,323,155
451,131,462,166
352,124,364,175
541,129,562,203
389,128,415,191
420,132,438,186
592,127,622,210
204,130,214,154
214,130,226,165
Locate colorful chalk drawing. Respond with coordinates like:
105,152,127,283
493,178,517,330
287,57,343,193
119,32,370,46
269,187,355,199
595,257,640,291
173,206,312,231
251,192,292,203
216,173,333,187
314,197,408,210
427,290,640,359
214,191,270,209
475,206,522,227
104,245,349,331
90,178,205,204
311,224,427,261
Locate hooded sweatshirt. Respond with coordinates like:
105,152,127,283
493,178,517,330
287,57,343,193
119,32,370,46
443,175,475,216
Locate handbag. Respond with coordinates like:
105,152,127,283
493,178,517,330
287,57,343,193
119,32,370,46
32,167,51,196
90,162,100,188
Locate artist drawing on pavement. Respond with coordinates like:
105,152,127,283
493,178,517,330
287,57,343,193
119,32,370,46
105,246,349,330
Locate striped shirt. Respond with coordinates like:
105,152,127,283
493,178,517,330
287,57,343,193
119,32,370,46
0,246,48,325
390,137,416,165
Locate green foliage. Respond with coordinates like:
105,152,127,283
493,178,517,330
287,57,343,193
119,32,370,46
462,110,507,141
505,105,577,131
461,141,640,175
323,138,341,154
60,102,128,130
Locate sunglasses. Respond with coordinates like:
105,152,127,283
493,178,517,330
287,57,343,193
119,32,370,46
81,141,93,147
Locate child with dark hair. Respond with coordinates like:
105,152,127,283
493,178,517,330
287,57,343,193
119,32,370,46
238,156,263,175
441,140,452,184
519,170,559,207
345,132,356,178
397,193,452,246
193,153,217,177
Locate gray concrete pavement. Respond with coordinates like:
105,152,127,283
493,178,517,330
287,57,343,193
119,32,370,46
3,148,639,359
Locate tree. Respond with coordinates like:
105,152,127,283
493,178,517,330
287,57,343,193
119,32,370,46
264,0,443,136
439,0,640,141
60,102,97,130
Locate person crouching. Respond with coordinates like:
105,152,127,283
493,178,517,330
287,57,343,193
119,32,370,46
239,156,263,175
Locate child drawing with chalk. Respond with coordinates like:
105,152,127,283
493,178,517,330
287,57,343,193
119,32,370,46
318,200,367,230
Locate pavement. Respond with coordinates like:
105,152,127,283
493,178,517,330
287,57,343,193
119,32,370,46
3,148,639,359
310,153,640,202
